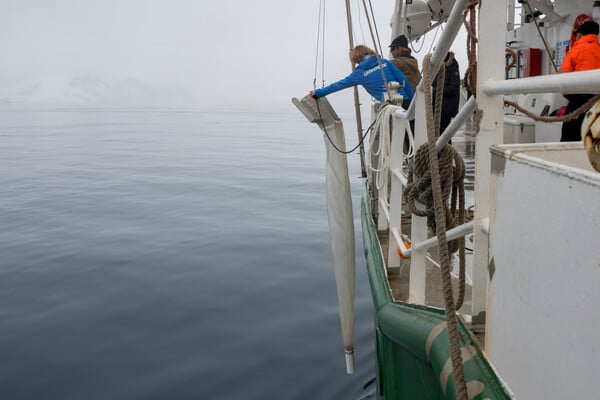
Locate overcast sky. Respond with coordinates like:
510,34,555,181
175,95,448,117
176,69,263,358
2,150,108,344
0,1,466,107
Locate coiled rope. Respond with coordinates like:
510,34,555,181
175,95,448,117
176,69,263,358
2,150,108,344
406,53,468,400
366,103,414,198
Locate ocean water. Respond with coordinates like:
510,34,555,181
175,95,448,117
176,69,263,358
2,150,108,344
0,105,377,399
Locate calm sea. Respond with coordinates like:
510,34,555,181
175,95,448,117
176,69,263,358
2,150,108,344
0,104,378,399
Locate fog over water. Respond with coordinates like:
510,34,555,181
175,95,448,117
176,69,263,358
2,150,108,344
1,1,470,108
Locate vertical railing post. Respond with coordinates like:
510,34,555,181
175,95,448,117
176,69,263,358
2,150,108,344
386,114,407,269
408,83,428,304
471,0,506,318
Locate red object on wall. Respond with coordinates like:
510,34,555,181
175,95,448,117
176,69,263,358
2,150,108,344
521,48,541,77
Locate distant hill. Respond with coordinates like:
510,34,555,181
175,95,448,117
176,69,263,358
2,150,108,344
0,76,195,107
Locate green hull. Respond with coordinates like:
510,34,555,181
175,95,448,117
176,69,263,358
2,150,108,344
361,194,513,400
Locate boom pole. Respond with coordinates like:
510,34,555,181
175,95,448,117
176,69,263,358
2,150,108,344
345,0,367,178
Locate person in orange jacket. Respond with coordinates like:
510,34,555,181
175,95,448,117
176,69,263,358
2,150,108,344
560,20,600,142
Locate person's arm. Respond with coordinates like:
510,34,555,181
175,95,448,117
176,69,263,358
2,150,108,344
313,70,361,98
389,62,414,101
560,50,574,73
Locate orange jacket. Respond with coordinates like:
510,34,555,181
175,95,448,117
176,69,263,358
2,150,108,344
561,34,600,72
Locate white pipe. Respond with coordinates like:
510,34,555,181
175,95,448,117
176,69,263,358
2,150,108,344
392,167,408,186
391,227,410,256
345,348,355,374
483,70,600,95
379,198,391,222
429,0,469,80
400,0,408,35
436,96,478,152
396,221,474,258
399,0,469,121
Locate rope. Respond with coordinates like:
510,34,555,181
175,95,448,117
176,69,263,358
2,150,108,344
406,53,468,400
366,103,413,197
462,0,478,96
354,0,367,44
504,95,600,123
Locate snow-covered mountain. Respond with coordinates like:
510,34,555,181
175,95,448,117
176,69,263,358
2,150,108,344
0,76,196,107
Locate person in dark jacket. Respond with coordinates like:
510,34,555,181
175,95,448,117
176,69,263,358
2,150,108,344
389,34,421,92
310,45,414,104
433,52,461,135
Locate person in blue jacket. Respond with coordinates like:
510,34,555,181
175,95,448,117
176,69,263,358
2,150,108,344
310,45,414,105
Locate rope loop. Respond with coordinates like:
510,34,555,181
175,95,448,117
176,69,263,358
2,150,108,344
407,53,469,400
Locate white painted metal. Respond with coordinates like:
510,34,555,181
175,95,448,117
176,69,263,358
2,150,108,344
386,116,408,269
525,0,561,21
471,0,506,317
392,168,408,187
483,69,600,95
401,221,474,257
487,143,600,399
507,0,516,31
408,82,428,304
436,96,477,151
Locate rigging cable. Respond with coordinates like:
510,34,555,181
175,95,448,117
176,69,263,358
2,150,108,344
354,0,367,45
315,98,377,155
523,0,559,73
345,0,368,177
360,0,393,100
313,0,326,89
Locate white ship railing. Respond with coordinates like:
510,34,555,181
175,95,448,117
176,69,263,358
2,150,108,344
375,0,600,317
374,0,477,310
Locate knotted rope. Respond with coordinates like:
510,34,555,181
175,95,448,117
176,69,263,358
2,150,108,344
405,53,468,400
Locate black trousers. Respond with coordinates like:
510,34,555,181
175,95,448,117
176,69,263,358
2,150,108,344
561,94,594,142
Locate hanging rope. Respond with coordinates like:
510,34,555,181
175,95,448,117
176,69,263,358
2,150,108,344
366,103,413,198
462,0,478,96
504,94,600,123
405,54,468,400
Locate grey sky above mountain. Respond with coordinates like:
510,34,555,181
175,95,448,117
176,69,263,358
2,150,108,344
1,1,466,107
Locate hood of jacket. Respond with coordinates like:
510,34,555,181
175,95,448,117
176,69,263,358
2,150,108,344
444,51,456,67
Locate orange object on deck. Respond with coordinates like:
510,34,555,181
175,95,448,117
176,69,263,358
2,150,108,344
397,242,411,259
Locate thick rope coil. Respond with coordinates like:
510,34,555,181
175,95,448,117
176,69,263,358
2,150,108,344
409,53,468,400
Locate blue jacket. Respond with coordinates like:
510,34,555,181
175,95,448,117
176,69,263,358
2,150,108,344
314,55,414,102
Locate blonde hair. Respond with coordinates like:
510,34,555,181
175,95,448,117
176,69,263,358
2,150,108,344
349,45,376,64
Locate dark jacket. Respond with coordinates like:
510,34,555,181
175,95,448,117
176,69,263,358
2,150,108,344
433,52,460,118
